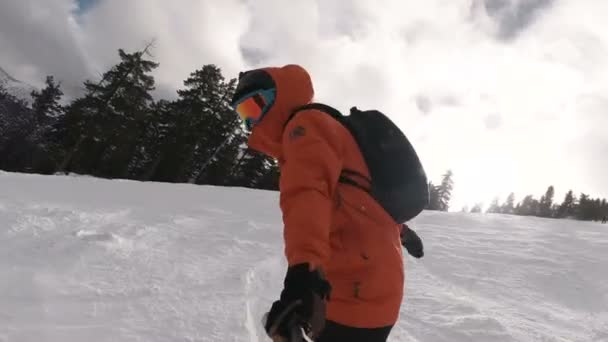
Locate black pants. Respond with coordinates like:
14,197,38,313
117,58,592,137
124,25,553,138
316,321,393,342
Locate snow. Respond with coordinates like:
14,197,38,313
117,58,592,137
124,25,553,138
0,67,36,103
1,171,607,342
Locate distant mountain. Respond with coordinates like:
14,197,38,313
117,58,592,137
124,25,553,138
0,66,37,103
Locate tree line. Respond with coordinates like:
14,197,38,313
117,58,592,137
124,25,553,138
424,171,607,223
0,47,279,190
1,46,606,223
480,186,608,222
426,170,454,212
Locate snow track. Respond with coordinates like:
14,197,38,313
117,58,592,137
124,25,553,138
1,172,607,341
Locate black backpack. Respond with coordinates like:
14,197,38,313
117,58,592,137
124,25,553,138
287,103,429,223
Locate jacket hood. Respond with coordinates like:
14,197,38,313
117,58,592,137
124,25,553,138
245,64,314,159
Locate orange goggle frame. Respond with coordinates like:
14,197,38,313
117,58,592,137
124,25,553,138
232,89,276,129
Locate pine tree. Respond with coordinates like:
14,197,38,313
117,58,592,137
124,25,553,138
27,76,65,173
97,49,159,178
425,181,441,210
59,47,159,177
126,99,175,180
591,198,603,221
556,190,576,219
0,84,36,171
576,193,590,220
516,195,539,216
437,170,454,212
255,158,281,191
539,186,555,218
486,197,501,214
470,203,483,213
551,203,560,217
168,65,239,184
230,148,273,188
200,128,246,186
31,76,64,122
501,192,516,214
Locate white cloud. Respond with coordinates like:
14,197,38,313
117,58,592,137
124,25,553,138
1,0,607,209
77,0,250,97
0,0,90,92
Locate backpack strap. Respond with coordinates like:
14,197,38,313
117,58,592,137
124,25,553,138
284,103,344,129
340,169,371,193
283,103,372,194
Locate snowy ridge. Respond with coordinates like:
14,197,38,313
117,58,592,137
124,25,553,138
0,171,607,341
0,66,36,102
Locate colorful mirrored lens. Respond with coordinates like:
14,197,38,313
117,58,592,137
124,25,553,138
235,95,265,123
233,89,275,129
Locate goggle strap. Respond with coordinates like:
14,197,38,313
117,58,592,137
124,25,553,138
252,94,267,108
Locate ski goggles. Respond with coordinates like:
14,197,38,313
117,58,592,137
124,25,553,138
231,88,276,130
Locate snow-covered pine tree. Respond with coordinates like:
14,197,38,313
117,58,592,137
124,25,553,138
59,47,158,177
27,76,65,173
0,84,35,171
501,192,515,214
437,170,454,212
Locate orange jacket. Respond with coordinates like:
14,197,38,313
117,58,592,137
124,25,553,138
247,65,404,328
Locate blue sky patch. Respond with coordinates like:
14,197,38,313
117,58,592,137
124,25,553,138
77,0,99,14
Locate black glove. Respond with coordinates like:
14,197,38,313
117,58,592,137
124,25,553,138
264,263,331,340
401,224,424,258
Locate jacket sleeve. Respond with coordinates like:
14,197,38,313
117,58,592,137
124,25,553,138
279,111,343,269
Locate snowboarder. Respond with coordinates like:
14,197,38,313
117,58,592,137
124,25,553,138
230,64,425,342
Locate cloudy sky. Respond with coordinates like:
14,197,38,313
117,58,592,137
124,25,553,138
1,0,607,210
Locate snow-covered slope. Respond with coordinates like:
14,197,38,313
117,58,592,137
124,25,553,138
0,67,36,102
1,171,607,342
